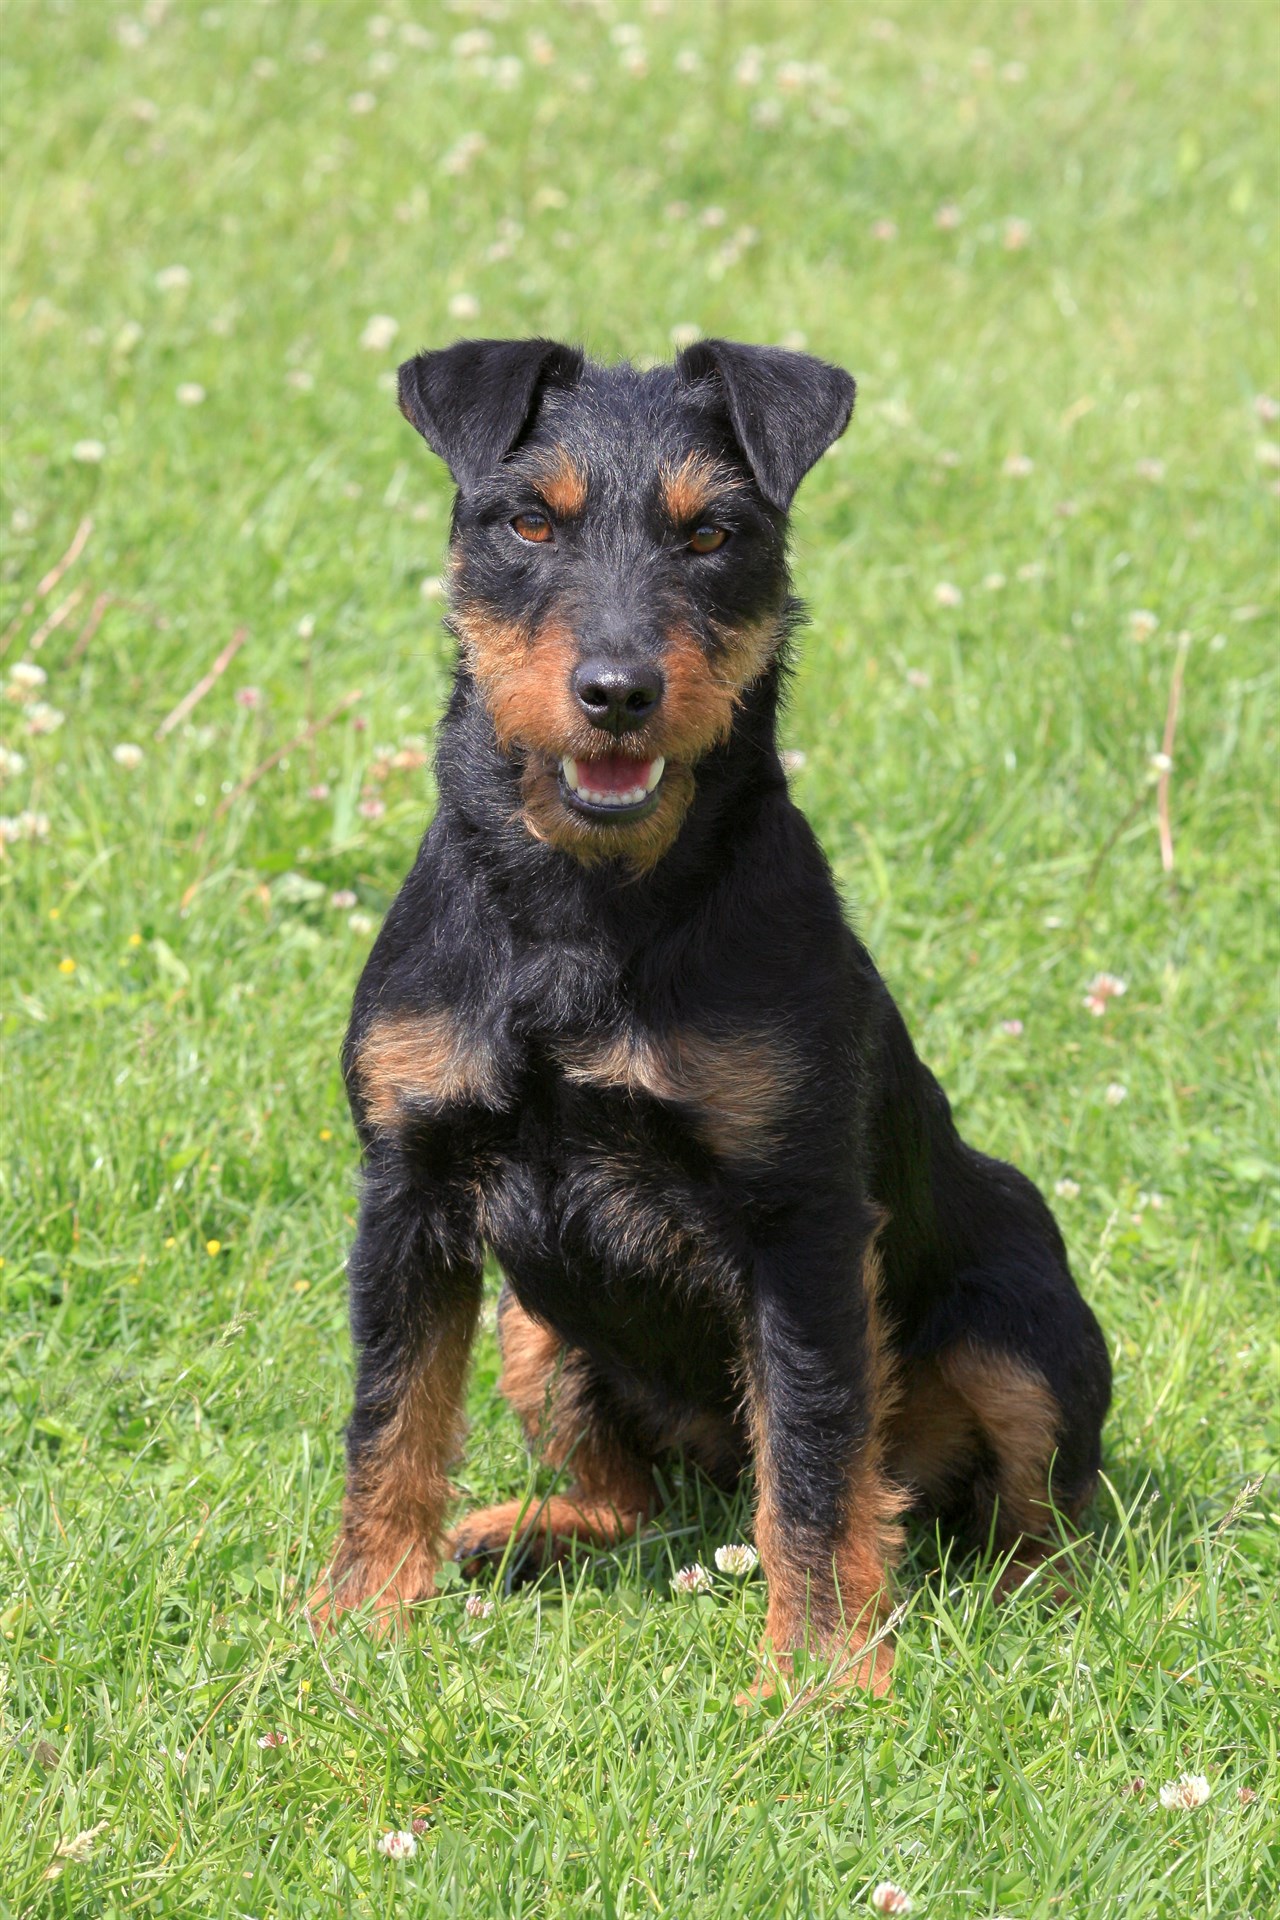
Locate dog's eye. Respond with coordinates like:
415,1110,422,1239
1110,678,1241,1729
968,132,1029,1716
512,512,553,544
688,525,728,554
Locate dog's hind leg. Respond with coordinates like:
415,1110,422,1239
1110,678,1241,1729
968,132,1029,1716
892,1248,1111,1598
446,1288,656,1580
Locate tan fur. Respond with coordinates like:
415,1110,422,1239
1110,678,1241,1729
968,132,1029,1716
527,449,588,518
941,1344,1063,1538
658,451,745,525
886,1356,979,1504
312,1297,479,1627
446,1295,655,1569
746,1238,905,1698
357,1009,506,1128
559,1026,799,1161
450,595,783,871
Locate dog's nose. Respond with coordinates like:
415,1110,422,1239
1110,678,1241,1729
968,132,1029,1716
571,658,664,733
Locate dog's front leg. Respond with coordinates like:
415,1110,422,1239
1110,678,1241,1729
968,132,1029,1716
742,1216,903,1697
311,1160,482,1629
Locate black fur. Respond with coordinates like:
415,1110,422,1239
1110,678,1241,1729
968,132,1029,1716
325,338,1111,1673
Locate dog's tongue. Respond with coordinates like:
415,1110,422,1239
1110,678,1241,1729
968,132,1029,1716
575,753,656,793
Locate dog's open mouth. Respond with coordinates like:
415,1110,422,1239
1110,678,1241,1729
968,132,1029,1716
559,752,666,821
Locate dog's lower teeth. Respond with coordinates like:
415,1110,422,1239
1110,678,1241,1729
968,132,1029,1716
562,757,664,812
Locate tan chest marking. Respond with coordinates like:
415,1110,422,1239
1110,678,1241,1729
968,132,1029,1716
357,1010,506,1129
558,1026,799,1161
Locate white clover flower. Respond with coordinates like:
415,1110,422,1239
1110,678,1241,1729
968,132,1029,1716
1003,217,1032,250
1003,453,1034,477
176,382,206,406
330,889,357,910
1159,1773,1211,1810
72,439,106,464
714,1543,759,1576
348,911,374,935
286,369,314,392
9,660,47,690
348,91,377,114
0,745,27,780
933,581,963,608
983,571,1006,590
155,264,192,292
1054,1177,1081,1200
871,1884,913,1914
464,1592,495,1619
360,314,399,352
1128,609,1159,640
112,743,144,769
452,30,494,58
377,1828,418,1859
935,203,962,230
1135,457,1167,482
0,810,50,844
1104,1082,1128,1107
1083,972,1126,1017
448,292,480,322
256,1729,288,1748
26,702,65,735
872,219,898,242
671,1563,713,1595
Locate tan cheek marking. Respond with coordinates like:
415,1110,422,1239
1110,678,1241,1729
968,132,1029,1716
357,1010,506,1128
559,1026,799,1160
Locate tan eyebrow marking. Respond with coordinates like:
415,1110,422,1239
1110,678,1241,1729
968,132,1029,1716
658,452,745,525
525,448,588,517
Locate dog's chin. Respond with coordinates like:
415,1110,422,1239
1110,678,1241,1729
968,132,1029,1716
518,752,697,872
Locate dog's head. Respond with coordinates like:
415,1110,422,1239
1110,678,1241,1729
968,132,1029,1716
399,337,855,869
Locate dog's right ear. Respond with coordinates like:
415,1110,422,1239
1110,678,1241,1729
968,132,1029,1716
397,337,585,490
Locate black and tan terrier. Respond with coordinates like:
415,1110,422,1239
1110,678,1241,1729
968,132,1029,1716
313,337,1111,1695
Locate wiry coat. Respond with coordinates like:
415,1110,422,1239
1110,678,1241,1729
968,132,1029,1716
314,339,1111,1695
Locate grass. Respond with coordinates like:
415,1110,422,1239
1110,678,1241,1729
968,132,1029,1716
2,0,1277,1912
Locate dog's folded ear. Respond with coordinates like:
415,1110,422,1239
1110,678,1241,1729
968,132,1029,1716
674,339,856,511
398,337,585,489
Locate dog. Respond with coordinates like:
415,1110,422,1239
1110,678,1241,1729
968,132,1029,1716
313,336,1111,1695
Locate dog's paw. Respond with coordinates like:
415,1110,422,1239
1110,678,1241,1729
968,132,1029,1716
446,1502,561,1588
306,1542,436,1634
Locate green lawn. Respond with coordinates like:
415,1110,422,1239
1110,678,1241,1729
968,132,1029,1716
2,1,1277,1913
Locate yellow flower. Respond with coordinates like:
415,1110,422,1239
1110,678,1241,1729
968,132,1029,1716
205,1238,221,1257
128,932,143,947
293,1278,311,1294
49,907,60,920
319,1127,332,1142
164,1236,176,1249
58,956,76,974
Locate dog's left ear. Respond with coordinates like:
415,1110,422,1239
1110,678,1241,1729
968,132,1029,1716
674,339,855,511
397,336,585,490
